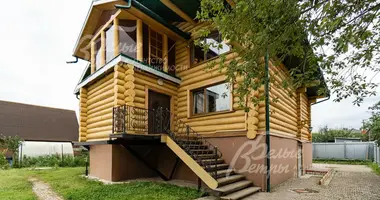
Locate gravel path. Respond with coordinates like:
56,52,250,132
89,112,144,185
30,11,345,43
243,164,380,200
29,178,63,200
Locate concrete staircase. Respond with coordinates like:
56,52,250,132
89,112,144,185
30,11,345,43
177,140,261,200
157,108,261,199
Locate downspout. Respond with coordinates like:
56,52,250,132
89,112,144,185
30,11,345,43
264,49,271,192
311,95,330,105
115,0,132,9
66,57,79,64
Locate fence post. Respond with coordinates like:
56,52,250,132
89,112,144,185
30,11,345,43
19,142,23,167
61,144,64,162
344,142,347,159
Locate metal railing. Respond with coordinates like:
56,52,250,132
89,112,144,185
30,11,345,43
113,105,164,134
112,105,223,179
156,107,223,179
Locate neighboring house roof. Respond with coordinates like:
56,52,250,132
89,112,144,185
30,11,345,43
0,100,78,142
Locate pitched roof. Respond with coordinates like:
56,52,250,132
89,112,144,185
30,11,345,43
0,100,78,142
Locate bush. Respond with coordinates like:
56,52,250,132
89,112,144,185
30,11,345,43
20,152,87,168
368,162,380,175
0,152,10,170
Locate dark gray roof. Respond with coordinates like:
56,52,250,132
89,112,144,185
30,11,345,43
0,100,78,142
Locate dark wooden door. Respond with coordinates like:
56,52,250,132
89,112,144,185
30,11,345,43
148,90,171,134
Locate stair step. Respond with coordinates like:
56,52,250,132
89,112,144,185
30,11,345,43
184,145,209,150
199,158,224,165
194,154,218,159
177,140,203,145
190,149,214,154
217,174,245,186
221,186,261,200
215,180,252,196
204,163,230,172
211,168,235,178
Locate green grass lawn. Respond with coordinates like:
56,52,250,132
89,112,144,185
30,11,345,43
0,168,203,200
0,169,37,200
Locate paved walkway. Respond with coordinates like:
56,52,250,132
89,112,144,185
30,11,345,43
243,164,380,200
29,178,63,200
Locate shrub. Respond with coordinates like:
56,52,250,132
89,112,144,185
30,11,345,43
20,152,87,168
368,162,380,175
0,152,10,170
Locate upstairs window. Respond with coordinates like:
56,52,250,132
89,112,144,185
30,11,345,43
119,20,137,59
149,29,164,70
191,82,231,115
191,32,231,66
94,38,102,71
105,24,114,63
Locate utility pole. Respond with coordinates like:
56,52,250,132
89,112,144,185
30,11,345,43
265,49,270,192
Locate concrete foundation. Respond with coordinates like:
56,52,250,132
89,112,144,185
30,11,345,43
88,134,312,191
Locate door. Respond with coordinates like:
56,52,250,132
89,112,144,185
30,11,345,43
148,90,171,134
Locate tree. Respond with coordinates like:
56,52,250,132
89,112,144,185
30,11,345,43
0,134,23,166
362,101,380,145
312,126,365,142
196,0,380,107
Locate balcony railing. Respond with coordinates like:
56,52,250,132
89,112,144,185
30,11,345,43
112,105,168,134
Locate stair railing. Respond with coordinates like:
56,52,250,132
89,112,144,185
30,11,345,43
157,107,223,179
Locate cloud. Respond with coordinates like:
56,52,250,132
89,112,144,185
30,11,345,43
312,88,380,131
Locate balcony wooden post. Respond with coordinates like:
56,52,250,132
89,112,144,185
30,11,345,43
114,18,120,56
100,31,106,66
163,34,168,73
136,19,143,62
90,41,95,73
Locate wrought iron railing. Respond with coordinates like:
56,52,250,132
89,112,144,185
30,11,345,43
113,105,164,134
112,105,223,179
155,107,223,178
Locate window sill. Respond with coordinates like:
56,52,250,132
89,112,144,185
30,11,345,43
188,110,235,119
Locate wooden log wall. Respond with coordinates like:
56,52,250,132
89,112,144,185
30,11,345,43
82,72,115,141
247,90,260,139
300,92,311,140
114,64,126,107
174,22,254,136
79,88,88,142
175,53,246,135
257,63,312,141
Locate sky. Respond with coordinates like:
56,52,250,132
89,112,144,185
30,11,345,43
0,0,378,131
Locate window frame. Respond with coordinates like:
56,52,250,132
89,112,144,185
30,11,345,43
190,31,232,68
148,28,164,69
189,82,233,118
